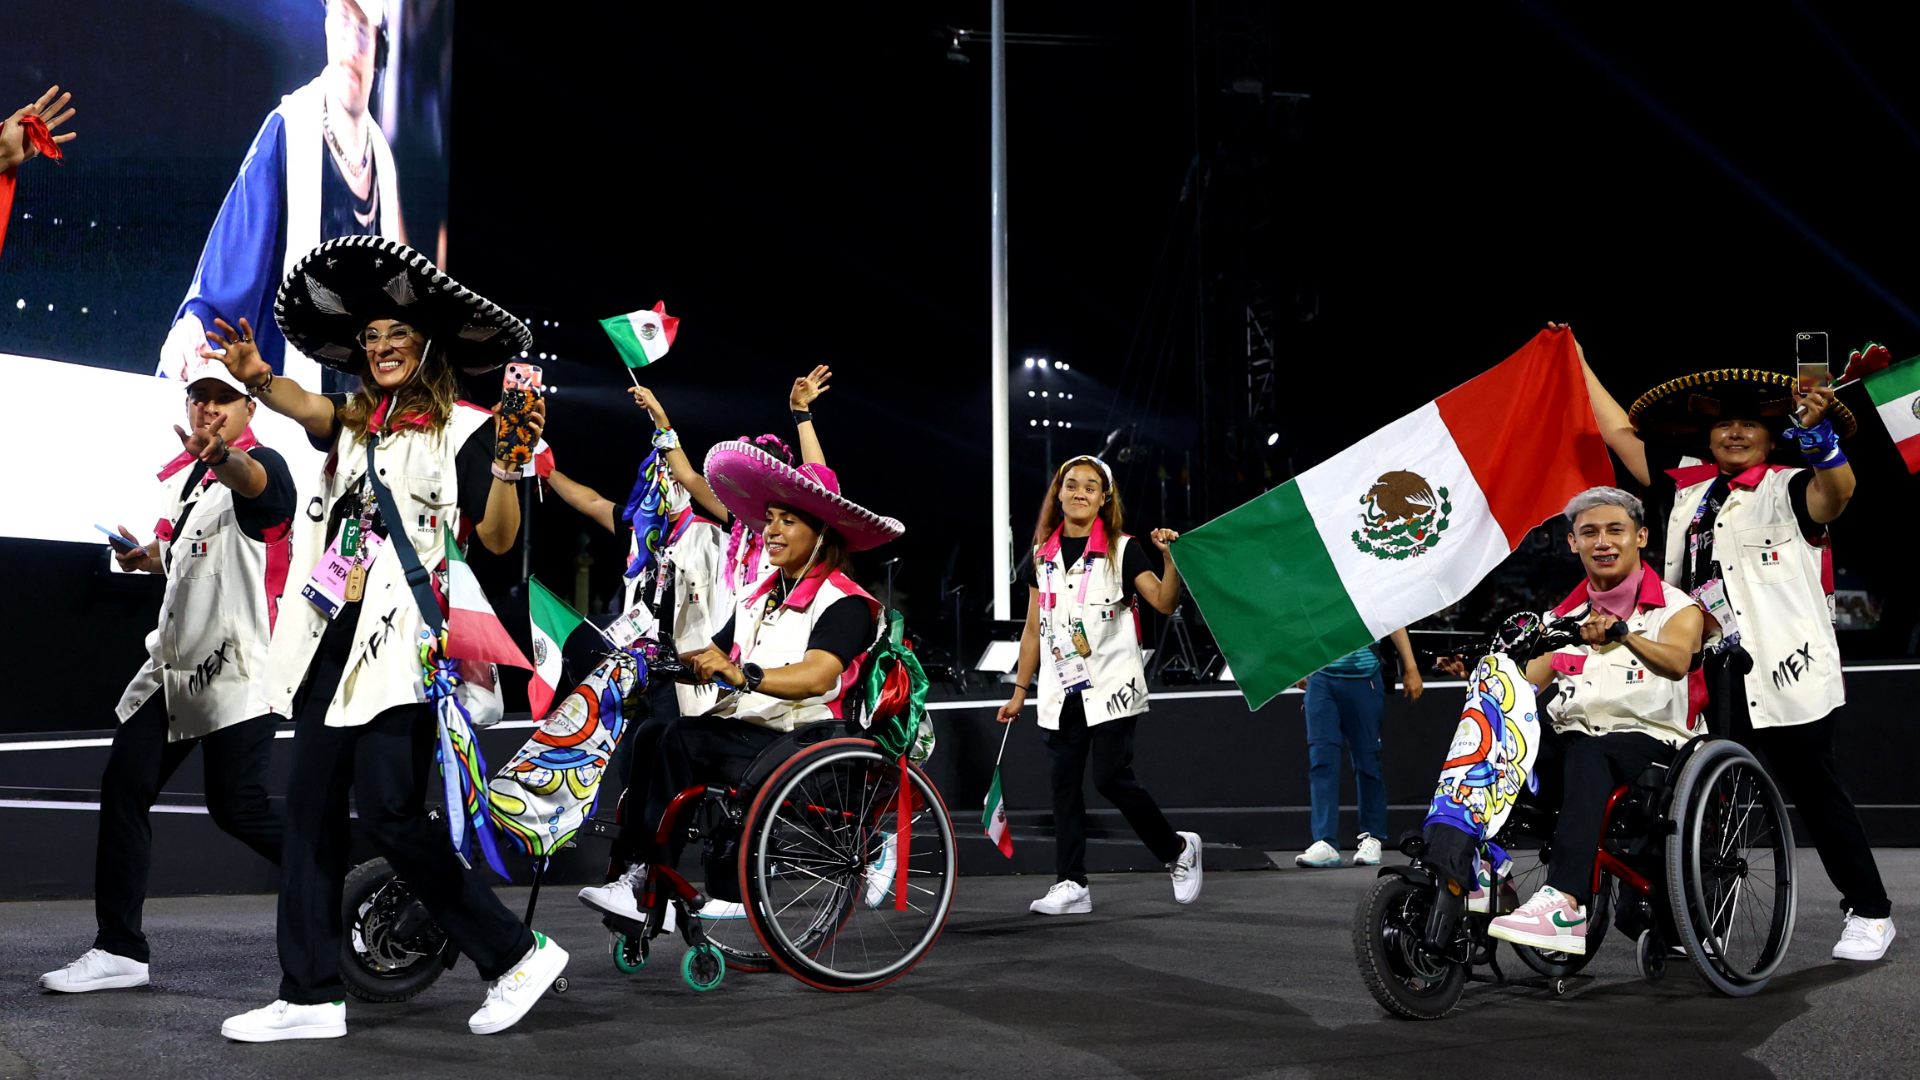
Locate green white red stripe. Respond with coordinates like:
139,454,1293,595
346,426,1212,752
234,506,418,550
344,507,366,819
981,768,1013,858
444,526,531,670
1864,354,1920,473
599,301,679,369
1176,328,1613,708
527,577,585,717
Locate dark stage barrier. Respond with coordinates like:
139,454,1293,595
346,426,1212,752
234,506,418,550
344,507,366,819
4,666,1917,899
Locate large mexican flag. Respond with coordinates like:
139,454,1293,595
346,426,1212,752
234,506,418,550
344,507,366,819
1177,327,1613,708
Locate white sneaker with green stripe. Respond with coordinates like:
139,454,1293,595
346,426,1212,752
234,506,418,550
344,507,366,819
1487,885,1587,955
469,931,569,1035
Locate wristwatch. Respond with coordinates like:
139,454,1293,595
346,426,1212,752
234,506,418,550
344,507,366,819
740,662,765,693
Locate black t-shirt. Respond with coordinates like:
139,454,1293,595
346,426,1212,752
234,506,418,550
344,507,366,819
1015,532,1156,599
162,446,298,571
1643,448,1820,593
709,590,876,667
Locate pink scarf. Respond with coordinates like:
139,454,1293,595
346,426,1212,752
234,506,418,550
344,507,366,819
1587,568,1643,621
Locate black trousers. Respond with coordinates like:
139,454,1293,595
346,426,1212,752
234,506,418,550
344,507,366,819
276,647,533,1004
604,675,680,869
1529,727,1675,907
1713,656,1891,919
93,698,282,963
642,713,782,870
1045,698,1182,886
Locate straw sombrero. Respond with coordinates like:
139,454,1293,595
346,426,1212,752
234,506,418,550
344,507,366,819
1628,368,1857,441
703,441,904,552
274,236,533,374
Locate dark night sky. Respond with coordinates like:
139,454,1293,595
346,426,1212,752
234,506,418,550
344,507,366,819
444,2,1920,655
8,2,1918,668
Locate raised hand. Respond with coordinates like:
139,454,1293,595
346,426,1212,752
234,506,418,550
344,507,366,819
174,419,227,465
629,385,671,429
1,85,78,171
790,364,833,411
198,317,270,389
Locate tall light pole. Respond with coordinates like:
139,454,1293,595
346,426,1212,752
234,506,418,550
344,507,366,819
989,0,1013,620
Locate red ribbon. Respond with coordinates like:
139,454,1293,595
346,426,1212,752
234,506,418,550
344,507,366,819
1,115,64,259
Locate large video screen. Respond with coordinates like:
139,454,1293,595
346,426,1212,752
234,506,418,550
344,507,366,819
2,0,454,544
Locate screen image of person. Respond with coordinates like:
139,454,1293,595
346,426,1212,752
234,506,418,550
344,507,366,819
158,0,405,395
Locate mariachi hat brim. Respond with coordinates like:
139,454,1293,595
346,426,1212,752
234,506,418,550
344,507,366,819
273,236,533,374
702,441,905,553
1627,368,1857,440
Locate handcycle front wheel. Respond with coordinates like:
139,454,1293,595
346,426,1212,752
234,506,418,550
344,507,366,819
340,858,456,1003
1353,873,1467,1020
739,738,957,992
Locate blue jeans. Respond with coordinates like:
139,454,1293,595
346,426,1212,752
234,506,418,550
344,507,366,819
1304,671,1387,846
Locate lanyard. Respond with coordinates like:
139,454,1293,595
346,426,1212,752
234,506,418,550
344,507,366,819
1039,548,1097,649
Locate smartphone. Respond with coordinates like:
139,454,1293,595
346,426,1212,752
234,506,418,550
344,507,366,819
1795,331,1831,394
96,524,142,552
497,363,545,467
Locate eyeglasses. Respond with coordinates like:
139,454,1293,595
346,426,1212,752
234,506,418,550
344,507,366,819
356,326,419,349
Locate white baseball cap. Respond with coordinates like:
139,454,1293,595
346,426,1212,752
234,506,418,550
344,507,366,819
180,356,251,396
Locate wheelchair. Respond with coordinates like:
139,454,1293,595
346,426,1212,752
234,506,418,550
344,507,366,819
599,717,956,992
1354,614,1798,1019
340,623,956,1000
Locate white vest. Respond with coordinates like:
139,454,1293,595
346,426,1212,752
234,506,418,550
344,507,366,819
1545,576,1702,748
709,569,879,733
116,458,290,741
1663,466,1843,728
625,513,734,716
1032,531,1149,731
259,404,493,728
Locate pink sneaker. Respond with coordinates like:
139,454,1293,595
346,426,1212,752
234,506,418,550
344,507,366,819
1464,855,1515,914
1487,886,1588,954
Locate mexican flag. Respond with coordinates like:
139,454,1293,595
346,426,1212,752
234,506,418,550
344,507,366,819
981,767,1014,858
1864,354,1920,473
527,577,585,718
1176,328,1613,709
443,526,531,670
599,301,680,369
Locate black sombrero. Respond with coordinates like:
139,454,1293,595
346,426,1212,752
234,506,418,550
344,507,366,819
1628,368,1858,441
273,236,533,374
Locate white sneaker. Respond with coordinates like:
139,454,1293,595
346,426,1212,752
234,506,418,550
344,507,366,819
468,932,569,1036
1833,911,1896,962
1487,885,1588,955
1294,840,1342,868
698,899,746,920
221,999,347,1042
1353,834,1384,867
578,862,647,923
1170,831,1204,904
39,949,149,993
865,833,898,909
1029,880,1093,915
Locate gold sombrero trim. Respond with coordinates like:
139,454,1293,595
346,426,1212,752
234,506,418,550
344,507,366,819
1627,367,1856,437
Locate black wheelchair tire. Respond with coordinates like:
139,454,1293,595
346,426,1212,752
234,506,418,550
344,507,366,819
1354,874,1467,1020
1665,737,1798,997
340,858,456,1004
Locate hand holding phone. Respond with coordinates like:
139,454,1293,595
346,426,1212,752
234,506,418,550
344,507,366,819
496,363,546,467
97,523,142,552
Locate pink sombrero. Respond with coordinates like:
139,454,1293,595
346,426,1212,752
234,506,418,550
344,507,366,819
702,441,904,552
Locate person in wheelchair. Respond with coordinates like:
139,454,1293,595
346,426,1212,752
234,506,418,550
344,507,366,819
1479,487,1705,956
576,438,902,926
